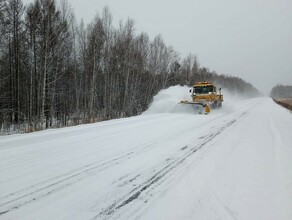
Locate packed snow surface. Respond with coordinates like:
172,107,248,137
1,86,292,220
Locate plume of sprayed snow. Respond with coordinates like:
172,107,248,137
217,88,254,113
143,85,194,114
143,85,249,115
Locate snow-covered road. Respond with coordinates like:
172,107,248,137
1,88,292,220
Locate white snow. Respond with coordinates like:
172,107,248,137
0,86,292,220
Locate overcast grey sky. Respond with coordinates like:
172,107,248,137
22,0,292,94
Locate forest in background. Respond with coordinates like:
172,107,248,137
270,84,292,99
0,0,260,134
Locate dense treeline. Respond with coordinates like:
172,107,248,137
270,84,292,98
0,0,259,133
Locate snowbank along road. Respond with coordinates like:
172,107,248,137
1,86,292,220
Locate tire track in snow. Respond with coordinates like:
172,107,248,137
0,140,160,216
94,112,250,219
0,110,237,217
0,114,215,217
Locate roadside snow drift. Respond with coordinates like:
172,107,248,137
1,86,292,220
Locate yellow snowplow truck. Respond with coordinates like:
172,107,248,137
180,81,223,114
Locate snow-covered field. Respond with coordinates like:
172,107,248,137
1,86,292,220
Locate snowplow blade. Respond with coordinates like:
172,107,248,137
179,101,211,114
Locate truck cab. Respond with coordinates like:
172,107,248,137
190,81,223,108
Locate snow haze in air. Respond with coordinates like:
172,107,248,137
21,0,292,94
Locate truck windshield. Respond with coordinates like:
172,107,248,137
194,86,214,94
